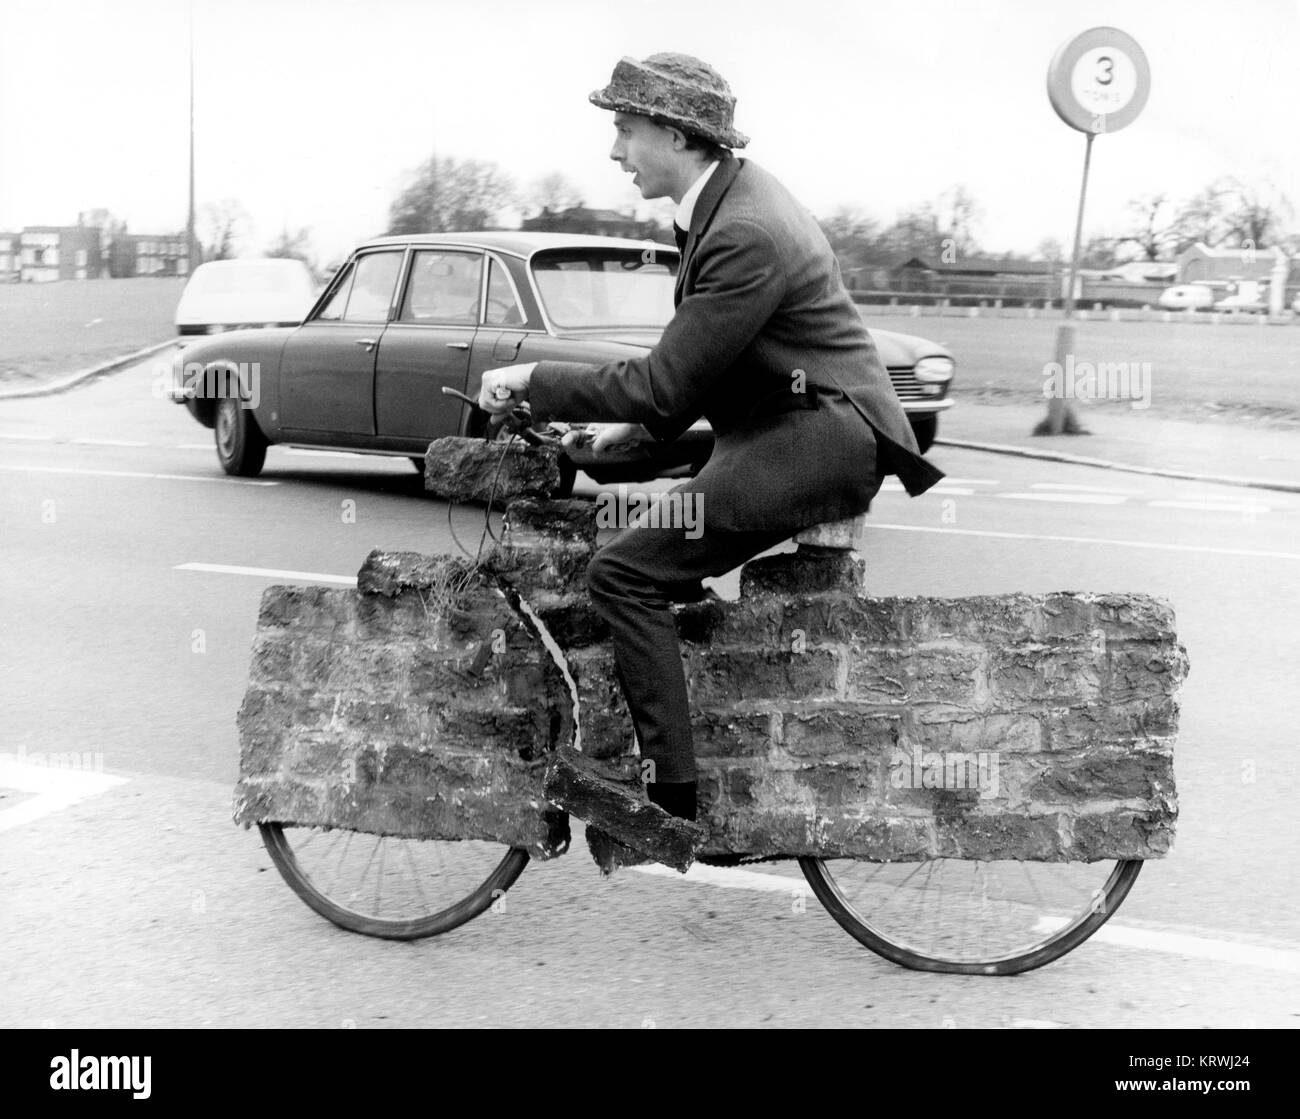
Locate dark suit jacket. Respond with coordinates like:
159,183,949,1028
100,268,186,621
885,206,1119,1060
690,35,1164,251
528,155,944,533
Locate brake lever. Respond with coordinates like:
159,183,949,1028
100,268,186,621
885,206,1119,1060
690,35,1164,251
440,385,546,446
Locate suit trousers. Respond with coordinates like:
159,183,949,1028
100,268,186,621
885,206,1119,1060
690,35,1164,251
585,498,791,784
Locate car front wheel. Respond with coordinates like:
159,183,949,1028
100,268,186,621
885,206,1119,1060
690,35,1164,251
910,414,937,454
215,397,268,477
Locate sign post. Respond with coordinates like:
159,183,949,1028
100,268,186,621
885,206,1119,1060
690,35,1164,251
1035,27,1150,436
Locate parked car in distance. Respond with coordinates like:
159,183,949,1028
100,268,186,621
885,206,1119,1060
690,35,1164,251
1157,283,1215,310
1215,288,1267,313
169,232,955,492
174,257,318,340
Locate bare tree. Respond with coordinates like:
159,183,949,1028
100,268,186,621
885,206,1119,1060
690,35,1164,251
265,226,316,272
1118,193,1179,261
1219,177,1293,249
818,206,882,272
388,155,516,234
529,172,584,215
1034,237,1066,263
934,184,982,257
1173,182,1233,252
200,198,251,261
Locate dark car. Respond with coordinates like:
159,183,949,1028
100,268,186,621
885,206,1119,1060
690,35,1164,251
170,232,954,491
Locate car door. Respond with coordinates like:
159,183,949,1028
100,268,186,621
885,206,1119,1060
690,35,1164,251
374,248,483,443
278,249,404,438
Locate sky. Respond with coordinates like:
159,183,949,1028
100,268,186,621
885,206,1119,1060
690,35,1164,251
1,0,1297,266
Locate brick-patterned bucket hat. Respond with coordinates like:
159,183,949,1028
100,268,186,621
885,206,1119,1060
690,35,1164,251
589,52,749,149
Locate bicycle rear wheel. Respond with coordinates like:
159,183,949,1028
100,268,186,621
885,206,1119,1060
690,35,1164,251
799,856,1142,975
259,824,529,940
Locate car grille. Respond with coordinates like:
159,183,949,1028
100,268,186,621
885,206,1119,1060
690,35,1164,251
888,366,927,401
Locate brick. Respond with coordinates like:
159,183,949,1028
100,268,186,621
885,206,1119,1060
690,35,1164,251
739,549,865,596
504,498,598,545
423,436,562,506
1107,642,1191,702
690,646,841,705
1027,747,1176,803
989,639,1106,705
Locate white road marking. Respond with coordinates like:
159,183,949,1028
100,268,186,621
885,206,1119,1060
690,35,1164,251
866,522,1300,561
0,464,277,485
639,862,1300,972
0,432,55,441
998,491,1129,505
282,448,371,459
175,562,357,586
935,478,999,486
923,486,976,496
0,758,128,833
70,437,150,447
1031,482,1140,495
1149,499,1271,514
1033,917,1300,974
176,443,213,450
632,862,809,895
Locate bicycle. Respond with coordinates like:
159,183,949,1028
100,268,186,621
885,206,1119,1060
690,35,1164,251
253,393,1147,976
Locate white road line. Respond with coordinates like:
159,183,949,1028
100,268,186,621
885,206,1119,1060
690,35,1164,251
282,448,371,459
998,492,1129,505
176,443,213,450
632,862,809,895
1031,482,1140,495
0,432,55,441
0,464,277,485
638,863,1300,972
1033,917,1300,974
175,562,357,585
935,478,999,486
923,486,976,496
1149,499,1271,514
70,437,151,447
866,521,1300,561
0,758,128,833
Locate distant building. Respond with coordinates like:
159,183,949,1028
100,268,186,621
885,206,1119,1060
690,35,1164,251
890,255,1058,294
19,224,103,282
0,232,19,280
113,233,190,277
521,206,661,241
1177,242,1289,285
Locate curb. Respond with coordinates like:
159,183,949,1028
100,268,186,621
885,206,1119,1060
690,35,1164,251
935,436,1300,495
0,339,177,401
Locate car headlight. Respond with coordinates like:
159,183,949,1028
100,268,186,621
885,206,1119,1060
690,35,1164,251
913,357,955,383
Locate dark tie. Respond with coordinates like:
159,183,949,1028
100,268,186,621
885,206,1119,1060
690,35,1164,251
673,222,688,253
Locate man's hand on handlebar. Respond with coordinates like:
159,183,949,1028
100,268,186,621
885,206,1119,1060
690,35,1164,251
561,422,652,454
478,363,534,415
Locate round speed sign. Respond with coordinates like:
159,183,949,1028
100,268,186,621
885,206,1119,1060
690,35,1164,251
1048,27,1150,134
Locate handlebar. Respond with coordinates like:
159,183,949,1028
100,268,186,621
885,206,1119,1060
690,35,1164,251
440,386,592,449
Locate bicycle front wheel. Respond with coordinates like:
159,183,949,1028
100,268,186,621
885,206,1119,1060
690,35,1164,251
799,856,1142,975
259,824,530,940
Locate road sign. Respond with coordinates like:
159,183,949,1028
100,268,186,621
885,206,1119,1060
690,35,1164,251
1048,26,1150,134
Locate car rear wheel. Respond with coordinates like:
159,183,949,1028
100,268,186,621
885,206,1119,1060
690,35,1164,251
909,414,937,454
215,396,268,477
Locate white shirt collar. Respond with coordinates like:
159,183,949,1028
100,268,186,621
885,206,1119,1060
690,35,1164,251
675,160,719,231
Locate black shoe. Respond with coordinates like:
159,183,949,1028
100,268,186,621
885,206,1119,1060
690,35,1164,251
646,780,697,821
543,749,703,872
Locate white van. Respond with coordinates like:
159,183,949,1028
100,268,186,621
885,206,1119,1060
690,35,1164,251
175,258,317,337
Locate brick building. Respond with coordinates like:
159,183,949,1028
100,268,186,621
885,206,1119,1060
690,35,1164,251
19,224,104,282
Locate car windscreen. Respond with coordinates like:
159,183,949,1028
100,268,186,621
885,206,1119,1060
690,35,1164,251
530,250,676,329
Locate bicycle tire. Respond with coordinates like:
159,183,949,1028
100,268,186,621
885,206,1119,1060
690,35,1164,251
259,824,530,940
799,855,1142,975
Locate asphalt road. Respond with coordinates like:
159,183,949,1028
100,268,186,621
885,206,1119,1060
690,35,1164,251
1,353,1297,1028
